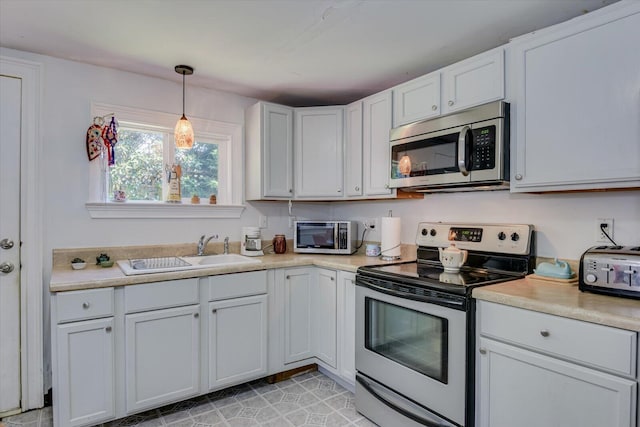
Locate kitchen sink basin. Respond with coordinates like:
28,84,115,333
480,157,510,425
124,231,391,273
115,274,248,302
181,254,262,267
117,254,261,276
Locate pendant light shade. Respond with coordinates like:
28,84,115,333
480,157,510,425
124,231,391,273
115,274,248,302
174,65,194,149
398,155,412,175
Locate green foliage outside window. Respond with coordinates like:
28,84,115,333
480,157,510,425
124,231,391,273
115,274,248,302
109,128,219,201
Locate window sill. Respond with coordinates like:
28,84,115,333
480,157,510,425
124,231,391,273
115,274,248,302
86,202,245,219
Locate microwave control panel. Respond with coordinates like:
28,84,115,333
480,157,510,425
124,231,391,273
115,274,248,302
471,126,496,170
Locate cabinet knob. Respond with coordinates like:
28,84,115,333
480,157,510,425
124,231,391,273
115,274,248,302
286,275,290,280
431,105,437,111
384,184,389,189
337,189,341,193
355,186,359,191
331,277,335,281
82,302,90,309
212,309,217,314
540,330,550,337
0,238,14,250
289,189,293,193
515,174,523,180
0,262,14,274
448,100,454,106
479,348,487,355
105,326,112,333
194,313,199,318
351,279,355,284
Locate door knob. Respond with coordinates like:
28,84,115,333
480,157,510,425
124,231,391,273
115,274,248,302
0,262,15,274
0,239,14,250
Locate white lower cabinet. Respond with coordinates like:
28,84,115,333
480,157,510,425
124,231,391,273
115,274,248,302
125,304,201,413
283,268,315,364
55,317,115,427
313,269,337,368
477,301,638,427
208,294,268,389
337,271,356,384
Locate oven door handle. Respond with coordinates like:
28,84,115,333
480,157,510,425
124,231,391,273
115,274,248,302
357,277,465,309
356,375,456,427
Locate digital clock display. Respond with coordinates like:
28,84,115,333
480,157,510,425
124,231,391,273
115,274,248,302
448,227,483,242
480,128,490,135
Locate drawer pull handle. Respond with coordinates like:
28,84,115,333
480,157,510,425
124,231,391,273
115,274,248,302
105,326,112,333
82,302,90,309
540,330,550,337
194,313,199,318
479,348,486,355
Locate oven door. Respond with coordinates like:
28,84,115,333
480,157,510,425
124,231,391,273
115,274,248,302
356,280,467,426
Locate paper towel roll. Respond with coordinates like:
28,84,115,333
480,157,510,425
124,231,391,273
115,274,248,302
380,217,401,259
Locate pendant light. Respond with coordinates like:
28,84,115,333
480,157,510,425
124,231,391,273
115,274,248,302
174,65,194,149
398,154,412,176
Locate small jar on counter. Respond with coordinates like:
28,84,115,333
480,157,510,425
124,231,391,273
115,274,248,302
273,234,287,254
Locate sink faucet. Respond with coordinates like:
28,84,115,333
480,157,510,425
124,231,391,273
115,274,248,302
223,237,229,254
197,235,217,256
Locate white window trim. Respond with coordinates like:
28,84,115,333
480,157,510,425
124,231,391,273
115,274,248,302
87,102,245,218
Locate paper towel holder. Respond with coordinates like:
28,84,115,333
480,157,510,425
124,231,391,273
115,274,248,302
380,212,402,261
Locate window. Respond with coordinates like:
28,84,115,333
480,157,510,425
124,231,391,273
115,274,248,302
87,103,244,218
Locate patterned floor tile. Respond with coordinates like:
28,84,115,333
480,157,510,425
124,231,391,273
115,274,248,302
0,371,374,427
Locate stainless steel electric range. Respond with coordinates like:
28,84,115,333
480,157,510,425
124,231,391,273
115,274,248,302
355,222,535,427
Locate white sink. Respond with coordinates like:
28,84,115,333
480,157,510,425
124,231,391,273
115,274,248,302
181,254,262,267
117,254,261,275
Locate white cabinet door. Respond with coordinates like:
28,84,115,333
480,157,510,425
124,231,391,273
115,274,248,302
125,305,200,413
245,102,294,199
55,318,115,427
337,271,356,384
363,91,394,196
344,101,363,197
283,268,314,363
208,295,267,390
392,72,441,126
510,6,640,192
478,337,636,427
442,48,504,114
294,107,344,198
313,269,337,368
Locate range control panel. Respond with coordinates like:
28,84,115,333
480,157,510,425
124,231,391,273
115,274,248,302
415,222,533,255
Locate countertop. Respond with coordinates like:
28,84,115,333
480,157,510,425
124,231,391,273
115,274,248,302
50,246,416,293
473,277,640,332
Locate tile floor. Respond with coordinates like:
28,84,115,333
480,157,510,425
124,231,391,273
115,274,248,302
1,371,378,427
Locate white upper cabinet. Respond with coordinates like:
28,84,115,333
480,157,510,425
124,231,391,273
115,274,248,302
510,3,640,192
441,48,504,114
294,106,345,198
245,102,294,200
363,90,394,197
344,101,363,197
393,72,441,127
391,48,504,127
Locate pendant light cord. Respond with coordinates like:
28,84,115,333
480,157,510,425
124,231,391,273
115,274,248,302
182,71,186,116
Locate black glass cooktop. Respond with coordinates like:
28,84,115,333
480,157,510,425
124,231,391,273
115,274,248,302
358,261,522,296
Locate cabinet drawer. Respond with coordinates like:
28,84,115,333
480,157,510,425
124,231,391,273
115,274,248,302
207,271,267,301
56,288,114,323
478,301,637,377
124,278,199,313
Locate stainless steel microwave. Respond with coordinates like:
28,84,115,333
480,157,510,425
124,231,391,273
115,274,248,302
389,101,510,192
294,220,358,255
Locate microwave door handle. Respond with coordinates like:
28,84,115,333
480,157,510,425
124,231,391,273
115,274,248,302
458,125,471,176
334,225,339,249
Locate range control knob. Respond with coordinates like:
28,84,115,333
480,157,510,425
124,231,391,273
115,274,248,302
585,273,597,283
497,232,506,241
430,229,437,237
421,228,428,236
511,232,520,242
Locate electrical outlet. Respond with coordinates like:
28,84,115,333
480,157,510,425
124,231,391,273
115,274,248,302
259,215,268,228
363,218,377,229
596,218,614,243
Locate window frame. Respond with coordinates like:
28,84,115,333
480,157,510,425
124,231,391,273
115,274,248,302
86,102,244,218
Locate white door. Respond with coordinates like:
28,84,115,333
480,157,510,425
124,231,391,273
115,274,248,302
208,295,267,390
283,268,314,363
125,305,200,413
0,75,22,415
55,318,115,427
313,269,337,368
337,271,356,384
363,91,394,196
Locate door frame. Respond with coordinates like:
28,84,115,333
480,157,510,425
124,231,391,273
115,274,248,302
0,55,44,411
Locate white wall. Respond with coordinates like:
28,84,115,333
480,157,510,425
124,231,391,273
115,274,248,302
331,189,640,260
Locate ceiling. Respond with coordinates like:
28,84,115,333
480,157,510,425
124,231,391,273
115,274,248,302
0,0,615,106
